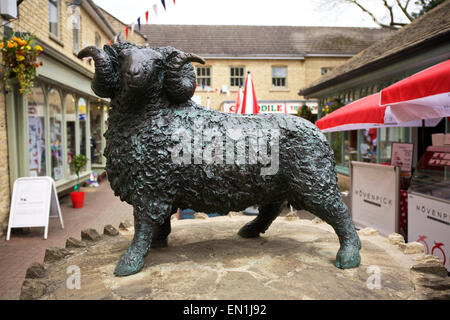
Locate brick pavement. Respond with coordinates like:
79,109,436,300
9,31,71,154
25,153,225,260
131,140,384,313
0,179,133,300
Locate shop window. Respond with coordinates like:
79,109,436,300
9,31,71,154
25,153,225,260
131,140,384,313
272,66,287,88
230,67,244,87
344,131,358,167
90,102,103,165
48,88,64,181
48,0,59,38
27,86,47,177
196,66,211,88
65,94,76,175
329,132,344,166
360,129,378,163
78,98,88,160
379,128,408,163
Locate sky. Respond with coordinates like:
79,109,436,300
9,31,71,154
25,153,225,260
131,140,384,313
92,0,413,28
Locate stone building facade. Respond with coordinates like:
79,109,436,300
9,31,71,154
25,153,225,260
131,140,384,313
0,0,144,237
141,25,393,113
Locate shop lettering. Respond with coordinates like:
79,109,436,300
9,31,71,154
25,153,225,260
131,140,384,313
416,205,450,223
355,189,393,206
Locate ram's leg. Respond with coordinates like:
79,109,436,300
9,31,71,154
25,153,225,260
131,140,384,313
114,211,153,276
151,215,171,249
238,201,283,238
293,186,361,269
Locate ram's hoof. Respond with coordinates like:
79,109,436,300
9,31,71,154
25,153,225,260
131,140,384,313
238,222,261,238
335,245,361,269
114,252,145,277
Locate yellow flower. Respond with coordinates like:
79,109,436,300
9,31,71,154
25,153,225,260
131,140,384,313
16,54,25,62
7,41,14,48
35,45,43,52
26,45,31,50
0,42,3,49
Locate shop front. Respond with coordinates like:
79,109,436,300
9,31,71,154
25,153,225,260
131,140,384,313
5,45,108,195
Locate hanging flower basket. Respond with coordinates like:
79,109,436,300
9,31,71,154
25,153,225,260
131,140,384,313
320,98,342,117
1,34,43,95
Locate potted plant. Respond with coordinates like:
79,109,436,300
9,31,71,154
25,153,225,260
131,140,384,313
1,34,43,94
70,154,88,208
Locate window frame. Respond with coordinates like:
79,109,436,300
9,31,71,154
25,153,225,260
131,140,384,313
196,66,212,88
48,0,60,39
229,66,245,88
271,66,287,88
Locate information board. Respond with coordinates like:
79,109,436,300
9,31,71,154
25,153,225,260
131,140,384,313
6,177,64,240
350,161,400,236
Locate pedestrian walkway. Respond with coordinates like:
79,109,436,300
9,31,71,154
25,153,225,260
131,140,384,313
0,179,133,300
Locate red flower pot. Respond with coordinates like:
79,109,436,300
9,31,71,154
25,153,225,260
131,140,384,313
70,191,85,209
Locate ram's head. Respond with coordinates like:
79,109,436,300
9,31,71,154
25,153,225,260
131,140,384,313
77,42,205,103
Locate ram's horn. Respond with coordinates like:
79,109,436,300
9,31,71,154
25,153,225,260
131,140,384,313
78,46,118,98
164,48,206,103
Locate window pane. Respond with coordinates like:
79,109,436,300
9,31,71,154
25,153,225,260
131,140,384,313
65,95,76,175
90,102,103,165
48,88,64,181
379,128,408,163
344,130,358,167
231,68,235,77
329,132,343,166
49,0,59,36
360,129,377,163
272,67,286,77
27,87,47,177
78,98,87,160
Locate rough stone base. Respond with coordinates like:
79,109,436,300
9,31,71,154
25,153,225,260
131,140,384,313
21,216,449,300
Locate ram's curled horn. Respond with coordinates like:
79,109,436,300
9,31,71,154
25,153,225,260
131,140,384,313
164,48,206,103
77,46,119,98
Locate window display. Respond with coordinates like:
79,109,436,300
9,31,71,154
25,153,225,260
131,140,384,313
78,98,87,159
90,102,103,165
65,94,76,175
48,88,64,181
27,86,47,177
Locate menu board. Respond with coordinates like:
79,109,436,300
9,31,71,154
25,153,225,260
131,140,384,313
391,143,414,173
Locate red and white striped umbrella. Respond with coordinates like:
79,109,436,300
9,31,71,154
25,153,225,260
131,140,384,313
316,93,440,133
380,60,450,122
236,71,259,114
234,87,243,114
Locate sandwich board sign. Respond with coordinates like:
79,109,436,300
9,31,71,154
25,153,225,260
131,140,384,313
6,177,64,240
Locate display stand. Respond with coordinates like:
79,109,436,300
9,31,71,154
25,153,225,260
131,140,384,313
350,161,400,236
6,177,64,240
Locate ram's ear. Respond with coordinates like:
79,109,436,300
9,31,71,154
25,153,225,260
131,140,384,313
77,45,120,98
162,47,205,103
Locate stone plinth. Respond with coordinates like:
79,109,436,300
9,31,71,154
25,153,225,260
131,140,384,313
21,216,450,300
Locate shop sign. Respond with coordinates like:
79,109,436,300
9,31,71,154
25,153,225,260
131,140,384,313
408,193,450,271
351,161,399,236
6,177,64,240
222,101,318,114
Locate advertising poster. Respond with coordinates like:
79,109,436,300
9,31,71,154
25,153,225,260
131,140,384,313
391,142,414,173
408,193,450,272
351,162,399,236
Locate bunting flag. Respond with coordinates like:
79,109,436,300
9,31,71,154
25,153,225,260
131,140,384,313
110,1,178,44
